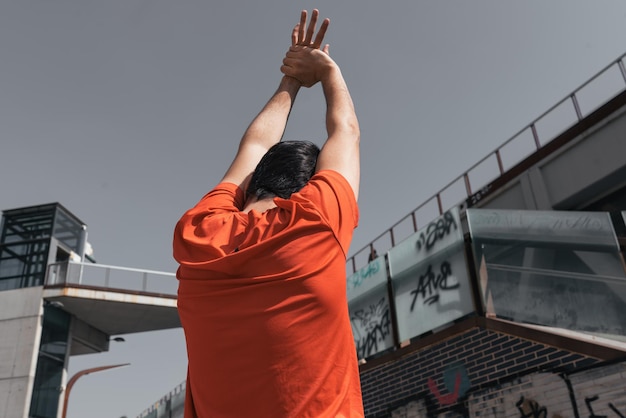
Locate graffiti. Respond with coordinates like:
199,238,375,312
351,297,391,358
610,404,625,418
416,211,458,252
409,261,458,310
427,363,470,407
586,395,608,418
586,395,625,418
516,396,548,418
367,360,626,418
468,184,493,207
390,400,423,418
427,373,461,406
347,259,381,290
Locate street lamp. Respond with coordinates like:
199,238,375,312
62,363,130,418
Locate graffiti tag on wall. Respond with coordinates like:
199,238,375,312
351,297,393,359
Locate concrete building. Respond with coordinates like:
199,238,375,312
0,203,179,418
135,51,626,417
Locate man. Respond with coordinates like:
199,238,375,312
173,9,363,417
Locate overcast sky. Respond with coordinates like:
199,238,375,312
2,1,626,417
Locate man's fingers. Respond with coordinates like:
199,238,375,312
297,10,307,44
312,18,330,49
303,9,319,45
322,44,330,55
291,23,300,46
293,10,328,50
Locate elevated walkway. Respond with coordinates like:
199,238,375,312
43,261,179,354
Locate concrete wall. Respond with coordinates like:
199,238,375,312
475,106,626,212
0,286,44,418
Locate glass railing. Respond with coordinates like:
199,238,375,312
388,208,474,343
348,208,478,361
45,261,177,296
467,209,626,340
347,208,626,362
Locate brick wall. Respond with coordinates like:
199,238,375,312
359,327,623,417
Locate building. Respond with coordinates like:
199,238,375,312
348,51,626,417
136,51,626,417
0,203,179,418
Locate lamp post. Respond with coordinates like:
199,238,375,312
62,363,130,418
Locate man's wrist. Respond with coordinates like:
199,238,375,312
281,75,303,89
319,63,341,84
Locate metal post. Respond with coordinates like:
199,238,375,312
571,94,583,121
463,173,472,197
495,149,505,175
62,363,130,418
618,59,626,84
436,193,443,215
530,123,541,150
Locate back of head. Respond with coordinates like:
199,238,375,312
247,140,320,200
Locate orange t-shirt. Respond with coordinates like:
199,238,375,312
173,170,364,418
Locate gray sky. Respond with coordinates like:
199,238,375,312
2,1,626,417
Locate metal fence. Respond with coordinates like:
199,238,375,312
137,380,186,418
347,51,626,274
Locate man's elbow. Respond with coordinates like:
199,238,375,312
335,119,360,142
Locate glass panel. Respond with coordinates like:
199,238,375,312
0,204,56,291
0,240,48,290
53,207,84,253
468,209,626,339
347,256,393,359
467,209,619,250
388,208,474,341
29,306,70,418
28,356,64,418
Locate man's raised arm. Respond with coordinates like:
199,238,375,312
220,77,301,189
281,39,360,199
221,10,329,190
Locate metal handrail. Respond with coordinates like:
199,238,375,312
347,51,626,274
45,261,177,296
136,380,186,418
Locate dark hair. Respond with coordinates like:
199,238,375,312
247,140,320,200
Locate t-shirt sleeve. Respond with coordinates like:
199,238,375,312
173,183,244,264
192,182,245,214
291,170,359,254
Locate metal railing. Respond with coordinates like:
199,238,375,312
46,261,177,297
137,380,186,418
347,51,626,274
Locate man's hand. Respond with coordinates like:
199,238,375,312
282,9,331,88
281,46,336,88
292,9,330,52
